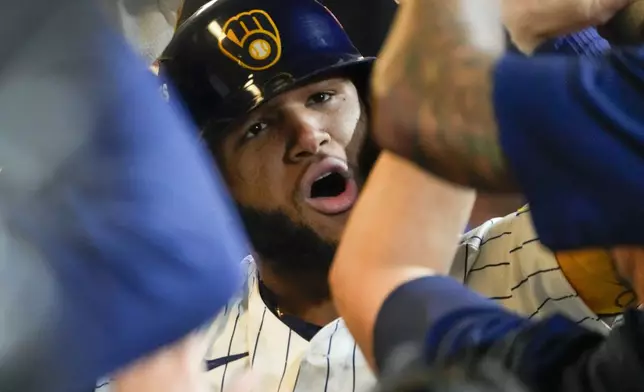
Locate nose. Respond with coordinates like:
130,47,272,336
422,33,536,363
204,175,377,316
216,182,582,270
286,113,330,162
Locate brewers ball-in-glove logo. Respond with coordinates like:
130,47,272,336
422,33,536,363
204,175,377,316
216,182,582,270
219,10,282,71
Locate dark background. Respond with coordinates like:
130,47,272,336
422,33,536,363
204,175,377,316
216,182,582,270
319,0,399,57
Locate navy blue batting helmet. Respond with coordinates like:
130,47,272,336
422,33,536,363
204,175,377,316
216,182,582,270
158,0,374,133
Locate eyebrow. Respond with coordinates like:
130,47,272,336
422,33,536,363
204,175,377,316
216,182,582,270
233,79,345,130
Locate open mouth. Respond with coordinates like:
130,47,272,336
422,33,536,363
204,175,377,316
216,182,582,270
301,158,359,215
310,171,348,198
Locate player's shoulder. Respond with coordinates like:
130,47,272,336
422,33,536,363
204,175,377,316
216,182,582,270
460,205,534,247
458,204,555,268
453,207,606,332
455,205,539,271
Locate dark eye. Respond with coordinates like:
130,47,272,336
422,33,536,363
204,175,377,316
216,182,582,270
308,92,333,105
243,122,268,140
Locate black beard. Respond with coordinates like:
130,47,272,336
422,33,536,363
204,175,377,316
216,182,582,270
236,205,337,304
233,135,376,304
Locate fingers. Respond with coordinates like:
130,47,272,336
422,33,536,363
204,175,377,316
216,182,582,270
228,371,258,392
112,334,208,392
502,0,634,54
600,0,644,44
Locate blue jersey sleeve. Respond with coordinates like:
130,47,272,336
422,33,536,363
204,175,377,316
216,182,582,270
373,276,521,371
428,310,644,392
0,1,246,390
493,48,644,250
526,27,609,56
374,279,644,392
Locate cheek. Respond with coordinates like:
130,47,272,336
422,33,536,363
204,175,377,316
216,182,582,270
225,147,288,209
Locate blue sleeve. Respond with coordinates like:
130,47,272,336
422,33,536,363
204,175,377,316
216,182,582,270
493,47,644,250
527,27,609,57
373,278,625,392
426,311,644,392
0,1,246,391
373,276,525,371
545,28,609,56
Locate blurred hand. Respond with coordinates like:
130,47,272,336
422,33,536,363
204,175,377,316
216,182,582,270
598,0,644,44
503,0,633,53
112,333,255,392
112,334,209,392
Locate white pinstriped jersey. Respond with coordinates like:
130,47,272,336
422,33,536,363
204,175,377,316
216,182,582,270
194,257,377,392
453,208,610,335
96,209,608,392
95,256,377,392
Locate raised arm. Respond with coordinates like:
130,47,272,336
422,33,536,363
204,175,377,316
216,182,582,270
372,0,644,250
371,0,631,193
371,0,510,192
329,152,476,369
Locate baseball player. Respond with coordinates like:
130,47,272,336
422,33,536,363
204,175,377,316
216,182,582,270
99,0,634,390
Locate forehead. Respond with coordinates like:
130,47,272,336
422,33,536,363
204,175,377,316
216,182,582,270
253,77,355,113
218,76,359,139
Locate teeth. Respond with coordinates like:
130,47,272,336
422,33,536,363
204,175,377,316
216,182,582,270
315,172,332,181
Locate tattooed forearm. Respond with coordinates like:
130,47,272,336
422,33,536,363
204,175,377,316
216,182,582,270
372,0,517,192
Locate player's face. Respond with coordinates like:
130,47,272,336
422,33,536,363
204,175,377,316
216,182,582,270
220,77,367,241
216,77,368,297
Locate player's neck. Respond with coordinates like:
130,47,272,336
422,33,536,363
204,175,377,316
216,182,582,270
290,301,339,327
257,263,339,326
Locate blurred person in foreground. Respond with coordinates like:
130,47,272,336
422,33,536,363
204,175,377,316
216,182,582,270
374,341,530,392
330,0,644,391
333,152,644,392
0,0,246,391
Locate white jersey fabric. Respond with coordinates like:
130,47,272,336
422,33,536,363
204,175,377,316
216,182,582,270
96,209,608,391
454,208,610,335
197,257,376,392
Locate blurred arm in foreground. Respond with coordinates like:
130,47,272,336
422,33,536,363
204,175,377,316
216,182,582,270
0,1,245,391
371,0,644,251
331,1,644,389
330,152,644,392
329,152,476,368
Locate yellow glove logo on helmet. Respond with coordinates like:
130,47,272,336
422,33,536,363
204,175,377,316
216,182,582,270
217,10,282,71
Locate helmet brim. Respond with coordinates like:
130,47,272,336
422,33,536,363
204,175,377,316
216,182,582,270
223,56,374,117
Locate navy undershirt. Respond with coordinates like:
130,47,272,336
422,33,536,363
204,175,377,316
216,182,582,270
258,279,323,341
